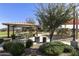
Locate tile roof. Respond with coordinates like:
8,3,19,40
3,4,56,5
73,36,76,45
66,19,79,25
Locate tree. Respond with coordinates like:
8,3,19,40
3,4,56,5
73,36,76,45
26,17,35,24
35,3,74,42
25,17,36,32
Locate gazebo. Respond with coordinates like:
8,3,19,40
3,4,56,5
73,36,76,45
2,22,38,38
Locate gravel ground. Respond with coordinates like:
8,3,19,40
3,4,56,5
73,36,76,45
0,35,79,56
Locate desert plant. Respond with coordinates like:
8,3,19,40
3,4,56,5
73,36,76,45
11,34,16,39
63,44,75,53
3,42,25,56
3,42,13,52
39,41,77,56
71,49,78,56
26,39,33,48
39,41,65,56
0,38,4,44
9,42,25,56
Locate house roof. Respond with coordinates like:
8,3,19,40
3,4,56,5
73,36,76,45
66,19,79,25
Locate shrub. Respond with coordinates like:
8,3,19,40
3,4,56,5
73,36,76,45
26,39,33,48
3,42,25,56
71,49,78,56
9,42,25,56
39,41,77,56
39,41,65,56
75,50,79,56
0,39,4,44
63,44,75,53
3,42,13,52
11,34,16,39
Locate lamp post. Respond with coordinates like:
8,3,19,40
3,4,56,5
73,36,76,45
72,5,76,41
76,11,78,40
71,4,78,49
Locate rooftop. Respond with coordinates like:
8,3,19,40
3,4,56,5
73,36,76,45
66,19,79,25
2,22,37,27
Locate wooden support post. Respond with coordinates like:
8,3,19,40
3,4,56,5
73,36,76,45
12,26,15,35
7,25,10,38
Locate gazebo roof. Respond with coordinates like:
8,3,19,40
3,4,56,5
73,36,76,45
2,22,37,27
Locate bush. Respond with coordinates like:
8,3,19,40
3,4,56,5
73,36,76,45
0,39,4,44
26,39,33,48
9,42,25,56
39,41,65,56
63,44,75,53
63,44,78,56
71,49,78,56
11,34,16,39
39,41,77,56
3,42,25,56
3,42,13,52
75,50,79,56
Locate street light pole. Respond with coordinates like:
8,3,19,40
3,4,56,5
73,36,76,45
72,4,79,41
71,4,78,49
76,11,78,39
73,5,76,41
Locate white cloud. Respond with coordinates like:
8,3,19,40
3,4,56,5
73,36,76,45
0,23,7,29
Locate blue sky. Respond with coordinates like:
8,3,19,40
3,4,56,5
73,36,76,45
0,3,79,29
0,3,38,29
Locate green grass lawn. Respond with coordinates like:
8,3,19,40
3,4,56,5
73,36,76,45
0,31,34,37
0,31,13,37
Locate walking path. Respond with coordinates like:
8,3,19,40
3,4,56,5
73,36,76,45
25,43,44,56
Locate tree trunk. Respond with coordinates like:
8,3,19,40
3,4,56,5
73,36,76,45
49,31,54,42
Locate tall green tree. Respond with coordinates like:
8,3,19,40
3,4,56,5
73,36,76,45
26,17,35,24
35,3,74,42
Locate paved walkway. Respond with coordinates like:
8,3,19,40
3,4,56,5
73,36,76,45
0,53,11,56
24,43,44,56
